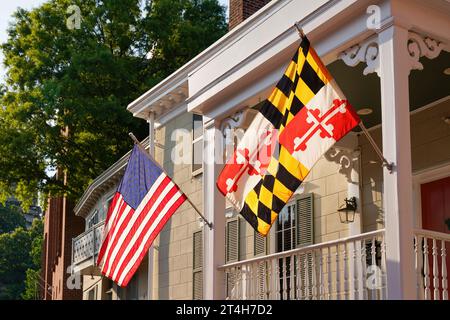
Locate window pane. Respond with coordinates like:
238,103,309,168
193,114,203,140
192,140,202,172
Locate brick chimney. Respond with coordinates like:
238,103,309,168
229,0,271,30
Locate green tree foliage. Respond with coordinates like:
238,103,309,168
0,218,43,300
0,227,32,299
0,0,227,207
0,203,26,234
22,219,44,300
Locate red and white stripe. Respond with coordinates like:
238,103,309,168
97,172,186,287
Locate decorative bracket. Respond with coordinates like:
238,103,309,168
220,108,258,159
407,32,445,71
340,36,380,76
220,109,246,137
340,31,446,76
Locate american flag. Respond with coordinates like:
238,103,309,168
97,144,187,287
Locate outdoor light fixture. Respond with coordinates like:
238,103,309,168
338,197,357,223
357,108,373,116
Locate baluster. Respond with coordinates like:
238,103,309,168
233,267,238,300
297,254,303,300
304,254,310,299
239,266,244,300
275,259,281,300
424,238,431,300
289,255,295,300
282,257,287,300
343,242,349,300
335,244,340,300
234,269,238,300
319,249,324,300
414,235,422,299
226,270,231,300
327,247,332,300
311,251,317,299
260,261,269,300
248,264,252,300
248,264,253,300
254,262,259,300
441,240,448,300
361,239,367,300
432,239,440,300
353,240,359,300
267,260,272,299
370,237,376,300
380,235,387,300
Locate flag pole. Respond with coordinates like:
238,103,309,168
294,23,394,173
358,122,394,173
128,132,213,229
294,22,305,38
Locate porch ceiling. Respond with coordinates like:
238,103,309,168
328,50,450,129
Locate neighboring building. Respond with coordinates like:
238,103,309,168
71,0,450,300
24,203,42,229
5,197,42,229
41,170,84,300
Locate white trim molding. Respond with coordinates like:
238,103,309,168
412,162,450,230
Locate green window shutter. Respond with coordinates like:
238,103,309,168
192,230,203,300
254,230,267,257
296,193,314,248
295,193,314,298
226,218,240,263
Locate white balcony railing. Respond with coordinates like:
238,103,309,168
414,229,449,300
219,230,386,300
72,221,105,269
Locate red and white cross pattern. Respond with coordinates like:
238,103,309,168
279,83,360,170
223,129,276,194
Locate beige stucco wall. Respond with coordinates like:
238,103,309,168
360,97,450,232
152,112,203,300
303,157,351,243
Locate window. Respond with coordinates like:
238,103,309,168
126,275,139,300
87,209,99,229
192,230,203,300
101,195,113,222
226,218,240,263
192,114,203,175
275,193,314,300
254,230,266,257
87,286,97,300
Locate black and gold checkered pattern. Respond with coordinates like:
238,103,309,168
239,36,333,236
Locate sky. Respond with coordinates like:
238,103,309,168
0,0,229,83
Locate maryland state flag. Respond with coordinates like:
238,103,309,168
217,36,360,236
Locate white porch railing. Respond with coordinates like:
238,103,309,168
72,221,105,268
414,229,449,300
219,230,386,300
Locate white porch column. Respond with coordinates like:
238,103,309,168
202,117,226,299
378,24,416,299
147,112,155,300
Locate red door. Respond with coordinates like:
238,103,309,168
420,176,450,299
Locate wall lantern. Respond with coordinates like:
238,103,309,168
338,197,357,223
